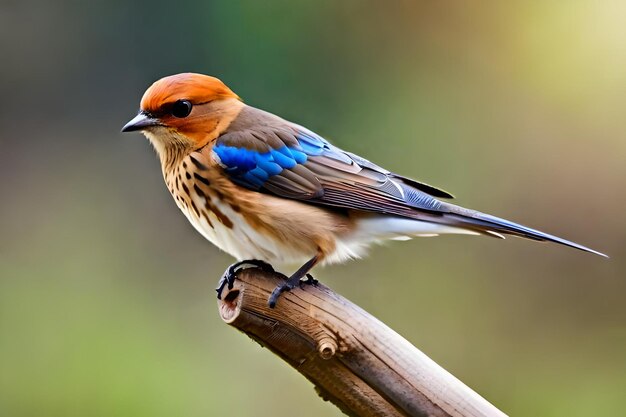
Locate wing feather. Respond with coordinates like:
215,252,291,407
214,106,449,217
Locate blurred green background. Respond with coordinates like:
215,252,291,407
1,1,625,416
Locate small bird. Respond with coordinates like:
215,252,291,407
122,73,606,307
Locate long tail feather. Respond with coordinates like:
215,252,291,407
440,211,608,257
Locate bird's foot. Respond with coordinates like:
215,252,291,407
302,273,318,287
268,273,318,309
216,259,275,300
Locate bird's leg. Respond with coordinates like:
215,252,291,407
216,259,275,299
268,255,320,308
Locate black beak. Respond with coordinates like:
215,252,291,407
121,112,161,132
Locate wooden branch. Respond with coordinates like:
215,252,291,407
217,268,508,417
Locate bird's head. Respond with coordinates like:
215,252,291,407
122,73,243,157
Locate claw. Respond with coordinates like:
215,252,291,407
304,273,318,286
298,274,318,289
268,274,319,308
268,283,293,309
267,255,320,308
216,259,275,300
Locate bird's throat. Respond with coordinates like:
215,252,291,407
143,129,193,171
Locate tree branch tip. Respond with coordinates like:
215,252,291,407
218,285,243,323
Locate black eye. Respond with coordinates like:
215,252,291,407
171,100,192,118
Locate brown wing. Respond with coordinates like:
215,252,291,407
213,106,453,218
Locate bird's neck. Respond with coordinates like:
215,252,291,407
144,129,194,171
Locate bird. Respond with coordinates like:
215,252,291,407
122,73,606,307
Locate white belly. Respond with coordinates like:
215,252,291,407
176,193,313,265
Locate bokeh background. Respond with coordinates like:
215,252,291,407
1,1,625,416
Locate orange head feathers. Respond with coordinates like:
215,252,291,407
140,73,239,114
122,73,244,151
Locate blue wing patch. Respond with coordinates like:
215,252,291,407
214,131,328,189
296,131,325,156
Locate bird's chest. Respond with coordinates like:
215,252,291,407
163,165,310,263
164,168,240,251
